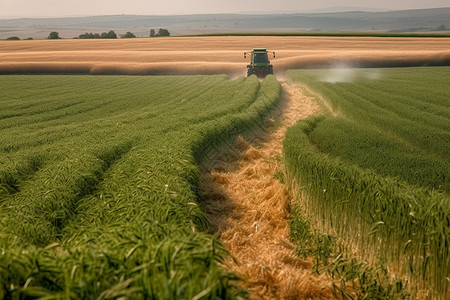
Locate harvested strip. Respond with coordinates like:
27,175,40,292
201,83,334,299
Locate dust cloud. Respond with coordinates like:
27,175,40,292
319,64,383,83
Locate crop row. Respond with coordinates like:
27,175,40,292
284,67,449,298
0,74,281,298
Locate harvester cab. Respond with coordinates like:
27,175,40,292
244,48,276,78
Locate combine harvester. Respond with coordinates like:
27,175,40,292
244,48,276,77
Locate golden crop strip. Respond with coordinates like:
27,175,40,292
0,36,450,76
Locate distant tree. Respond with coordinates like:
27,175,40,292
149,28,170,37
101,30,117,39
24,37,33,40
47,31,60,39
121,32,136,38
6,36,20,40
79,32,91,39
157,28,170,37
78,31,117,39
436,24,448,31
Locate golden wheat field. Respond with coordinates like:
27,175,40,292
1,36,450,77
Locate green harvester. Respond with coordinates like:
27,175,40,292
244,48,276,78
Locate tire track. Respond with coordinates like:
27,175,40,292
200,82,335,299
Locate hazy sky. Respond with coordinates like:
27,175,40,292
2,0,450,17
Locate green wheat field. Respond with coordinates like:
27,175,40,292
285,67,449,298
0,67,448,298
0,75,280,299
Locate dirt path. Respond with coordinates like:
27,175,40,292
200,83,335,299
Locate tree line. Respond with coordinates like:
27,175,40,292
75,31,137,39
43,28,170,40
